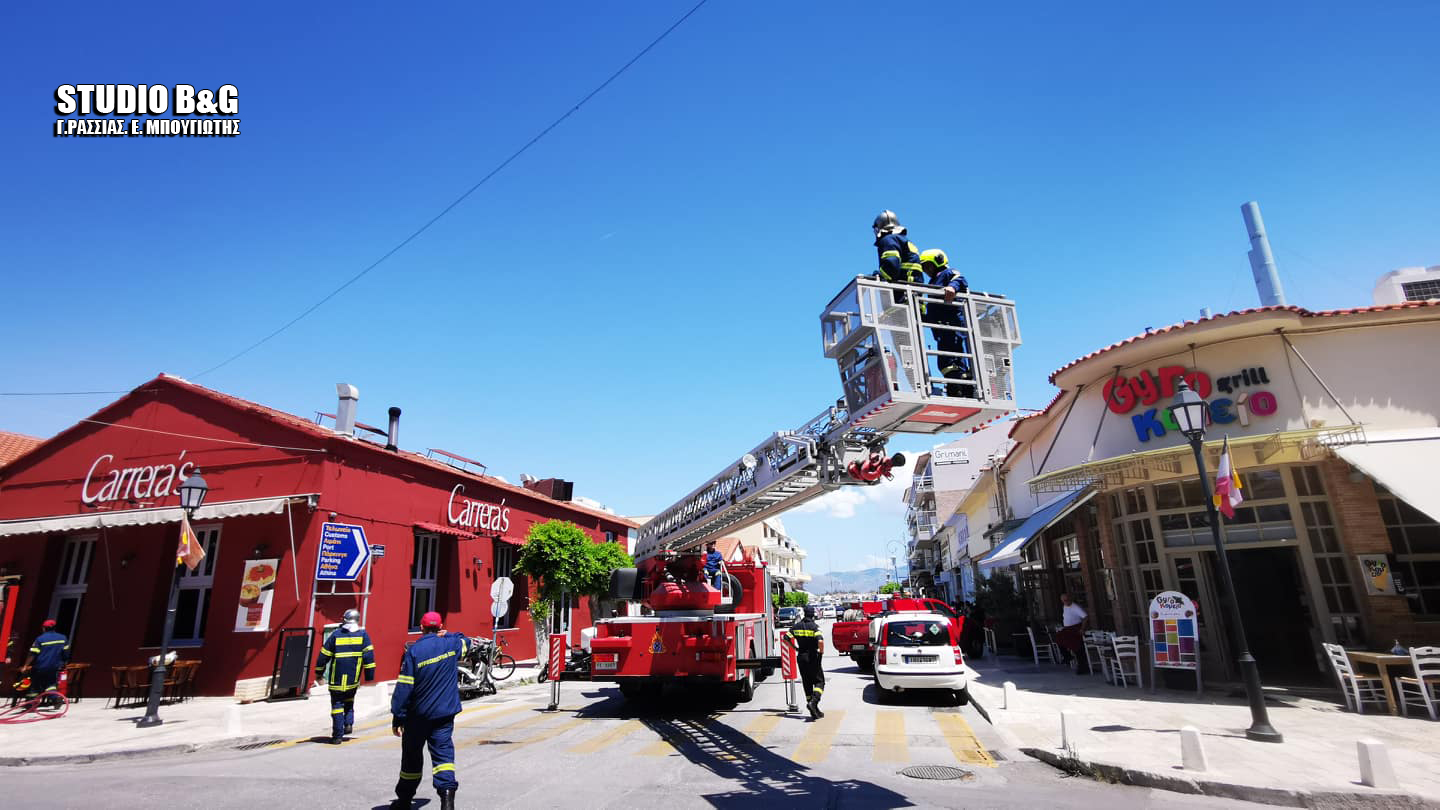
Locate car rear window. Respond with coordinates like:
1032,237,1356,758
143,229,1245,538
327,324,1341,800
885,621,949,647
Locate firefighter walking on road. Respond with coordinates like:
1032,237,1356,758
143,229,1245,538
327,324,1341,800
789,605,826,720
21,619,70,706
390,611,472,810
314,609,375,744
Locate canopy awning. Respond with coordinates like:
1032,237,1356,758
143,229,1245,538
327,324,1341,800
978,488,1094,570
0,494,318,538
413,521,478,541
1334,428,1440,524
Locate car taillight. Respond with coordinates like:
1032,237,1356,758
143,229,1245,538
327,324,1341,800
878,648,887,665
954,648,964,666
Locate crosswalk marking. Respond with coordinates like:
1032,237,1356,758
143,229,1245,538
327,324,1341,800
568,718,645,754
873,710,907,763
639,719,692,757
934,712,995,767
503,717,586,750
742,712,783,745
791,710,844,765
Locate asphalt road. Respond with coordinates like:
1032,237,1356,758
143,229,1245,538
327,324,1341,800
5,622,1269,809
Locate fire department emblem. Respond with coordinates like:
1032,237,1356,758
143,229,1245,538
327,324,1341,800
649,630,665,654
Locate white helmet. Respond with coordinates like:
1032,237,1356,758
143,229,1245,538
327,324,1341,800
343,609,360,624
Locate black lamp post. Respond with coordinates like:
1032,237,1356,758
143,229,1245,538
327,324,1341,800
137,469,207,728
1167,383,1283,743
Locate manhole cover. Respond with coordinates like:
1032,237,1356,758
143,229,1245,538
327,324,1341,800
234,739,286,751
900,765,974,781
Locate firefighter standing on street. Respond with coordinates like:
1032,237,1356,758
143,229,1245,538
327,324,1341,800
873,210,923,286
21,619,70,705
314,608,375,744
788,605,826,720
919,248,976,398
390,611,472,810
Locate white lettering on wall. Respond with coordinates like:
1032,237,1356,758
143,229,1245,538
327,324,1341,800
447,484,511,534
82,450,193,505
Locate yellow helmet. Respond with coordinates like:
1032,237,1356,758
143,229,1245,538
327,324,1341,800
920,249,948,272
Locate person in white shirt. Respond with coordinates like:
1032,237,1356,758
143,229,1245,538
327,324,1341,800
1056,593,1090,673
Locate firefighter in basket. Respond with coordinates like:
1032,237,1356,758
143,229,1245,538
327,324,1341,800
788,605,826,719
390,611,473,810
314,609,375,744
919,248,976,399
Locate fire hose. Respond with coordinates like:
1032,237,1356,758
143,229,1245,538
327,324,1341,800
0,690,71,724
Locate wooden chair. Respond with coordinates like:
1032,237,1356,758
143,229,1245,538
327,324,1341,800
1109,635,1143,688
181,660,202,701
109,666,130,708
1322,643,1387,713
1083,631,1109,678
64,663,90,703
1027,626,1058,666
1395,646,1440,721
125,665,151,707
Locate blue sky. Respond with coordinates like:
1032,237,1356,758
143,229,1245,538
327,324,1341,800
3,1,1438,575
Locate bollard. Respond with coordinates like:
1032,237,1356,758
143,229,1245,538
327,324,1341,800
1002,681,1017,710
1060,710,1081,751
225,704,243,736
1180,725,1208,771
1357,739,1399,789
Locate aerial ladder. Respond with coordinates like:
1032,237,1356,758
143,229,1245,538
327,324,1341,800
577,274,1020,703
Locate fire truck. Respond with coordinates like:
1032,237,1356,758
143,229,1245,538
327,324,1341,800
583,274,1021,702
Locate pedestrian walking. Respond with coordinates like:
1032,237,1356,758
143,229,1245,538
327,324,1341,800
390,611,472,810
314,609,376,744
21,619,70,705
1055,593,1090,674
788,605,826,719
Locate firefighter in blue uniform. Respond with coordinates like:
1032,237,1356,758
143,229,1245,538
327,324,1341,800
873,210,924,286
788,605,826,719
919,248,976,399
314,609,375,744
390,611,472,810
21,618,70,705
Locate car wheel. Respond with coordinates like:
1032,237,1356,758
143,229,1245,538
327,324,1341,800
732,668,755,703
952,687,970,706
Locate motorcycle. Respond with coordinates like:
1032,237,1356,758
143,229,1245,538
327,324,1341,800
457,637,495,699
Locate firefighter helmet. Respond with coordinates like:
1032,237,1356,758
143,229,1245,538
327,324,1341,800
343,609,360,624
872,210,903,236
920,248,948,274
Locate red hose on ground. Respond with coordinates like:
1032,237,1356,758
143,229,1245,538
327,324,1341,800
0,691,71,724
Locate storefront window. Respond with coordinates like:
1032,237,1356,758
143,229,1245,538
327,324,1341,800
48,535,96,643
173,526,220,645
409,533,439,631
492,540,516,629
1375,484,1440,616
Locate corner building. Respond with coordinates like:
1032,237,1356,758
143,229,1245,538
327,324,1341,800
0,375,636,698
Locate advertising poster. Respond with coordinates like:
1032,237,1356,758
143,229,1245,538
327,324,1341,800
235,558,279,632
1148,590,1199,671
1357,554,1395,595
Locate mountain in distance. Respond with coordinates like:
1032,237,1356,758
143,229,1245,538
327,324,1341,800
808,566,910,595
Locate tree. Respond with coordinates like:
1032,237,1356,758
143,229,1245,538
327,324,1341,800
773,590,810,608
514,520,634,640
878,582,901,594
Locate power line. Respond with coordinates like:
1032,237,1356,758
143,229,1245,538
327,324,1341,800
192,0,710,380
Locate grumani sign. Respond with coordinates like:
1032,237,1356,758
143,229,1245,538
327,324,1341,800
82,450,196,505
447,484,511,534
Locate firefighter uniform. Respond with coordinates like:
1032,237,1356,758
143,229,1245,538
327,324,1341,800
789,612,825,718
875,232,924,285
26,627,71,697
919,249,975,398
314,624,376,739
391,624,472,808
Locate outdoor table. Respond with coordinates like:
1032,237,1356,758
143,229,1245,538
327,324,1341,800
1347,651,1412,715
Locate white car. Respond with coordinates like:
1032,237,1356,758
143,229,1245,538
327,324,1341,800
872,612,969,704
819,604,837,619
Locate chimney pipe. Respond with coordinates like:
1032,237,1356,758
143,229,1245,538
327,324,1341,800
1200,307,1212,319
335,384,359,437
385,407,402,452
1241,201,1288,307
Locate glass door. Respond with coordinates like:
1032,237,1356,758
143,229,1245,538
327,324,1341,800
1171,553,1229,680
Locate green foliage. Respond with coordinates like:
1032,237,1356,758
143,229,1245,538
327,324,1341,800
578,540,635,598
976,572,1024,621
878,582,902,594
783,591,810,607
515,520,601,605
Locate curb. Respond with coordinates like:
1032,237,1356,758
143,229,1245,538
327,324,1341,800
0,673,544,768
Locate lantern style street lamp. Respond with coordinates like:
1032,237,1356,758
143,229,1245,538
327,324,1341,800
1167,383,1283,743
137,470,208,728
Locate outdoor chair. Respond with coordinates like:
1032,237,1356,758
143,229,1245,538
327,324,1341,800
109,666,129,708
1394,646,1440,721
64,662,89,703
1027,626,1058,666
1109,634,1143,688
1322,642,1387,714
125,665,150,707
181,660,202,701
1083,631,1109,679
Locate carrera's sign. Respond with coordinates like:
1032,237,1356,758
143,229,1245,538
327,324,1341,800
1103,365,1280,443
447,484,511,534
82,450,197,505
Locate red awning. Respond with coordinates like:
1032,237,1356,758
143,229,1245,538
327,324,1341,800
495,533,524,546
414,521,478,541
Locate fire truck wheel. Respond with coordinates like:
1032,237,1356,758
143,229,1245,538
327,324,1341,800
618,680,642,701
731,670,755,703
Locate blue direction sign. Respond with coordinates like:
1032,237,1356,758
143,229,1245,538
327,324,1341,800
316,522,371,581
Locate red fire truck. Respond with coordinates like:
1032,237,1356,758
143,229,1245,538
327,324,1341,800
578,275,1020,703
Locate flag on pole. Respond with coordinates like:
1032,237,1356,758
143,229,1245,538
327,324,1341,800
1213,436,1244,519
176,514,206,571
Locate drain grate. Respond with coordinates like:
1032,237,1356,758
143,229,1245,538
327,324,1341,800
900,765,974,781
234,739,287,751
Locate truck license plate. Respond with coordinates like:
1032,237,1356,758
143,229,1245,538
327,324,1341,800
851,644,866,651
905,655,938,664
595,660,618,670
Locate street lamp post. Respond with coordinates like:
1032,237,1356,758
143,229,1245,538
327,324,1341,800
137,470,207,728
1168,383,1283,743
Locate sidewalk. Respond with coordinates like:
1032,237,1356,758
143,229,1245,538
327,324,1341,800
968,655,1440,808
0,663,543,766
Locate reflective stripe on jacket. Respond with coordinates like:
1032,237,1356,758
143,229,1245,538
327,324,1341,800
315,627,376,692
875,233,923,284
391,632,471,722
29,631,71,671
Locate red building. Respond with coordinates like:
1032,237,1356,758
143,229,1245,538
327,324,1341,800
0,375,636,698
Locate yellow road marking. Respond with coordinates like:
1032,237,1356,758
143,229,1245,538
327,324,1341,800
269,699,530,751
935,712,995,767
874,710,907,763
791,710,844,765
639,722,688,757
743,712,783,745
505,717,586,750
469,711,550,743
569,718,645,754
